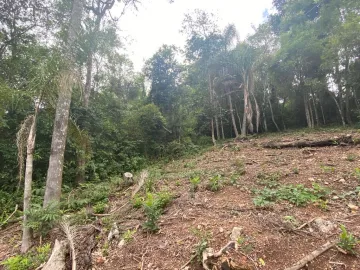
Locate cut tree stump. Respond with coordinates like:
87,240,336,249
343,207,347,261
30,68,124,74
263,135,359,149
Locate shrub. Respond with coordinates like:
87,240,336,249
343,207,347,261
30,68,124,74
189,176,201,196
1,243,51,270
26,203,62,236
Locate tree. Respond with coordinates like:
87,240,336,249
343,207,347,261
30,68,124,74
43,0,84,206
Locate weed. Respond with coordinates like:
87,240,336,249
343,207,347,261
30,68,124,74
93,200,108,214
338,225,359,254
132,195,144,209
346,154,357,162
102,242,109,256
315,199,328,211
236,235,254,253
122,229,137,243
233,158,246,175
175,180,181,186
292,168,299,174
353,168,360,181
207,174,221,192
184,161,196,169
230,174,239,185
1,243,51,270
253,183,330,207
256,172,280,188
321,165,335,173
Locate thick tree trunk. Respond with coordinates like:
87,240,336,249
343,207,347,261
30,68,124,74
44,0,84,206
21,114,36,253
227,93,239,138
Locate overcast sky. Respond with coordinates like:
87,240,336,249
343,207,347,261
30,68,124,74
116,0,273,71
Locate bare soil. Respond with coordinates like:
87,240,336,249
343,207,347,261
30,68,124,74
94,130,360,270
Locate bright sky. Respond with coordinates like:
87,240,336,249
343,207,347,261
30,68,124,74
117,0,273,71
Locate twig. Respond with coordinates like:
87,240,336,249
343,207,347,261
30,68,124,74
140,249,148,270
1,204,18,227
296,217,316,230
180,254,197,269
284,241,336,270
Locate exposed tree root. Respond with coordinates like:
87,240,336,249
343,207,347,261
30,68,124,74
263,135,358,149
284,241,336,270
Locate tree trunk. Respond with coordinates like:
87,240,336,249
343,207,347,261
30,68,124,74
241,81,248,137
208,74,216,145
344,57,352,125
44,0,84,206
304,93,312,128
329,91,346,126
219,108,225,139
268,96,280,132
227,92,239,138
21,114,37,253
251,92,260,133
319,98,326,125
310,89,319,127
215,115,220,140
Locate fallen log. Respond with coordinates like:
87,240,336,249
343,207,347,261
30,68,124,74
284,241,336,270
42,239,68,270
263,135,358,149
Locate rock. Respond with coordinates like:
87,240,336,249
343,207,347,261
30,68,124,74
348,204,359,212
339,179,346,183
230,227,243,241
308,177,315,182
324,181,329,185
107,222,120,241
313,218,336,234
219,227,224,233
332,196,339,200
118,239,125,248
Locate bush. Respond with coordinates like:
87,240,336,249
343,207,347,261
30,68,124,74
26,203,62,236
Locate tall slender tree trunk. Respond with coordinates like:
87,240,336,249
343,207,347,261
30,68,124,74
227,92,239,138
319,99,326,125
215,115,220,140
251,92,260,133
344,57,352,125
241,80,248,137
208,74,216,145
329,91,346,126
268,96,280,132
44,0,84,206
21,112,37,253
235,104,242,133
304,93,312,128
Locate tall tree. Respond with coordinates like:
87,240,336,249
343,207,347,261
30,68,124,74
43,0,84,206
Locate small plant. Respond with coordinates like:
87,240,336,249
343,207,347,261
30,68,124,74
354,168,360,181
253,183,330,207
26,202,62,236
1,243,51,270
184,161,196,169
132,195,144,209
256,172,280,188
189,176,201,197
292,168,299,174
191,228,211,262
142,192,172,232
233,158,246,175
236,235,254,253
207,174,221,192
175,180,181,186
315,199,328,211
122,228,137,243
93,200,108,214
230,174,239,185
321,165,335,173
102,241,109,256
283,215,297,225
346,154,357,162
337,224,359,254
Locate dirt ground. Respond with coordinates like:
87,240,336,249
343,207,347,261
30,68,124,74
1,130,360,270
96,130,360,270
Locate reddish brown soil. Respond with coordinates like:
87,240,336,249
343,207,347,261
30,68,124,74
93,131,360,270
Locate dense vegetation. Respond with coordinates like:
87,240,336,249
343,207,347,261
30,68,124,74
0,0,359,259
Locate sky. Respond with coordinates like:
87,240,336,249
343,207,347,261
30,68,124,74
116,0,273,71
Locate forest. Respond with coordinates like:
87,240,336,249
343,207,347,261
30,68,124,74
0,0,360,269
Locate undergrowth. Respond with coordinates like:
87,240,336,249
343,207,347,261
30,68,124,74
253,183,330,207
1,243,51,270
338,225,359,254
